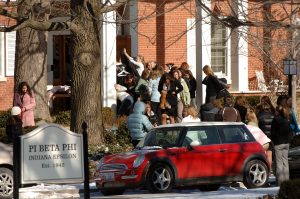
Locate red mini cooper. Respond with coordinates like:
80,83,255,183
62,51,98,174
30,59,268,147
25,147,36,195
94,122,269,195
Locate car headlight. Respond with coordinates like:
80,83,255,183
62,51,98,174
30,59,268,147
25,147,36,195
133,154,145,168
96,157,104,171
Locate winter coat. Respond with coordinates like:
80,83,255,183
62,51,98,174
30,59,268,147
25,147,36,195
127,101,153,141
270,115,292,145
234,105,247,123
188,77,197,99
257,111,274,138
290,109,300,135
217,106,241,122
158,79,183,106
14,92,36,127
148,77,161,103
202,75,223,103
247,124,271,146
6,116,22,143
179,78,191,106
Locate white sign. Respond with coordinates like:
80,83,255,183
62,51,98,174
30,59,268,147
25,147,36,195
21,124,84,184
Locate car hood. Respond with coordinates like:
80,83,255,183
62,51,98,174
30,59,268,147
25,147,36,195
0,142,13,165
104,148,161,164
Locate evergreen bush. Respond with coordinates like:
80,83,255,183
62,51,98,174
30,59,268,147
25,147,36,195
54,111,71,126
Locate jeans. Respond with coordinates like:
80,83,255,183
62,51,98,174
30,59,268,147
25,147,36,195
274,143,290,186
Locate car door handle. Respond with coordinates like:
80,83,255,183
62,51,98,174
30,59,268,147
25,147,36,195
219,149,227,152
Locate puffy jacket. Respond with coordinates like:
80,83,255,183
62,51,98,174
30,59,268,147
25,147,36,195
127,101,153,141
257,111,274,138
148,77,161,103
271,115,292,145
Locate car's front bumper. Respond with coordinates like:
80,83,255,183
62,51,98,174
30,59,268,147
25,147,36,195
94,168,146,190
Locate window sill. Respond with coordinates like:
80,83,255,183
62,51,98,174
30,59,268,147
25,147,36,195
0,77,7,82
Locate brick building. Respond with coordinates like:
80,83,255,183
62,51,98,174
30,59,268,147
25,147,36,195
0,0,295,111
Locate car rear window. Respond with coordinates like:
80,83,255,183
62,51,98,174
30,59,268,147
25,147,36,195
218,125,255,143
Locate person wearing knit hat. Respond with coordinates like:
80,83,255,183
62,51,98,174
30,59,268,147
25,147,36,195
11,106,21,116
6,107,22,143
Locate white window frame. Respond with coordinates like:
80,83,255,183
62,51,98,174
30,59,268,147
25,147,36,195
5,31,16,76
210,17,232,83
0,32,5,81
211,17,228,74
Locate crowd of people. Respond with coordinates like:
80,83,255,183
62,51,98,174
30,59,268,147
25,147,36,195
116,49,300,186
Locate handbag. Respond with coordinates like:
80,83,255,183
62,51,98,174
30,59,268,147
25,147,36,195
216,88,230,99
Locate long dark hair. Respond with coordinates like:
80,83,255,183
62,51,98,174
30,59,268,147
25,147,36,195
17,81,33,97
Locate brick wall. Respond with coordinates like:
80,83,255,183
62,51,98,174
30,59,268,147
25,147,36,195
137,0,195,67
0,77,14,111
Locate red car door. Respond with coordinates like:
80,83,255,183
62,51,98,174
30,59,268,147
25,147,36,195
171,126,224,179
217,125,256,176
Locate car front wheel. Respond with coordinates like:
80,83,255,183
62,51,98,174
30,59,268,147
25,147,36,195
243,160,269,188
0,167,13,199
146,163,174,193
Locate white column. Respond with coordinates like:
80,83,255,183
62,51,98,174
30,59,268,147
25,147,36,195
231,0,249,91
187,19,196,76
196,0,211,106
101,1,117,111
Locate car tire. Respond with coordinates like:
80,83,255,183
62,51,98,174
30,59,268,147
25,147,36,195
100,189,125,196
199,184,221,191
243,159,269,189
146,163,174,193
0,167,13,199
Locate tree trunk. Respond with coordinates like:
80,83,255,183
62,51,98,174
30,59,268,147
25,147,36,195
70,0,103,144
14,0,51,122
14,28,51,122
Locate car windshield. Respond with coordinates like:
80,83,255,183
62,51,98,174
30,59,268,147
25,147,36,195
137,128,181,149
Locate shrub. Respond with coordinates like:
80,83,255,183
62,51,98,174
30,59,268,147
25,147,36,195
54,111,71,126
245,96,260,110
277,179,300,199
0,110,10,128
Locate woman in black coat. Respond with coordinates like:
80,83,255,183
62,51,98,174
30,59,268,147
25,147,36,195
271,105,292,186
158,73,183,124
202,65,225,103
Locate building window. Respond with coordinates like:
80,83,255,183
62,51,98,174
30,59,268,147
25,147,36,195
0,32,4,79
211,18,227,74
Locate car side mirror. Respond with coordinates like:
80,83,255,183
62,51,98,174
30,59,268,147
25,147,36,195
188,140,200,150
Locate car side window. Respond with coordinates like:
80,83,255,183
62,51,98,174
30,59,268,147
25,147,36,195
218,126,253,143
183,127,220,146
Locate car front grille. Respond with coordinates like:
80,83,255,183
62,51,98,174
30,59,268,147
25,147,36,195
101,164,128,171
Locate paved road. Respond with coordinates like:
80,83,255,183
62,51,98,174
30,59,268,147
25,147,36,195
81,186,279,199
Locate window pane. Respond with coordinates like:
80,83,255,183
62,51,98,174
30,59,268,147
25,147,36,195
219,126,255,143
211,18,227,73
184,127,220,146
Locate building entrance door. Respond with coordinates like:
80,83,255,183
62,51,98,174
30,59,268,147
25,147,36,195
53,35,71,86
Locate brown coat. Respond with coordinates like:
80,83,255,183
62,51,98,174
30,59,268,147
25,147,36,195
220,106,241,122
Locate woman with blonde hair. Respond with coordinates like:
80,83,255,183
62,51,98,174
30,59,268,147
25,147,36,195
202,65,225,103
246,110,272,168
182,106,201,123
